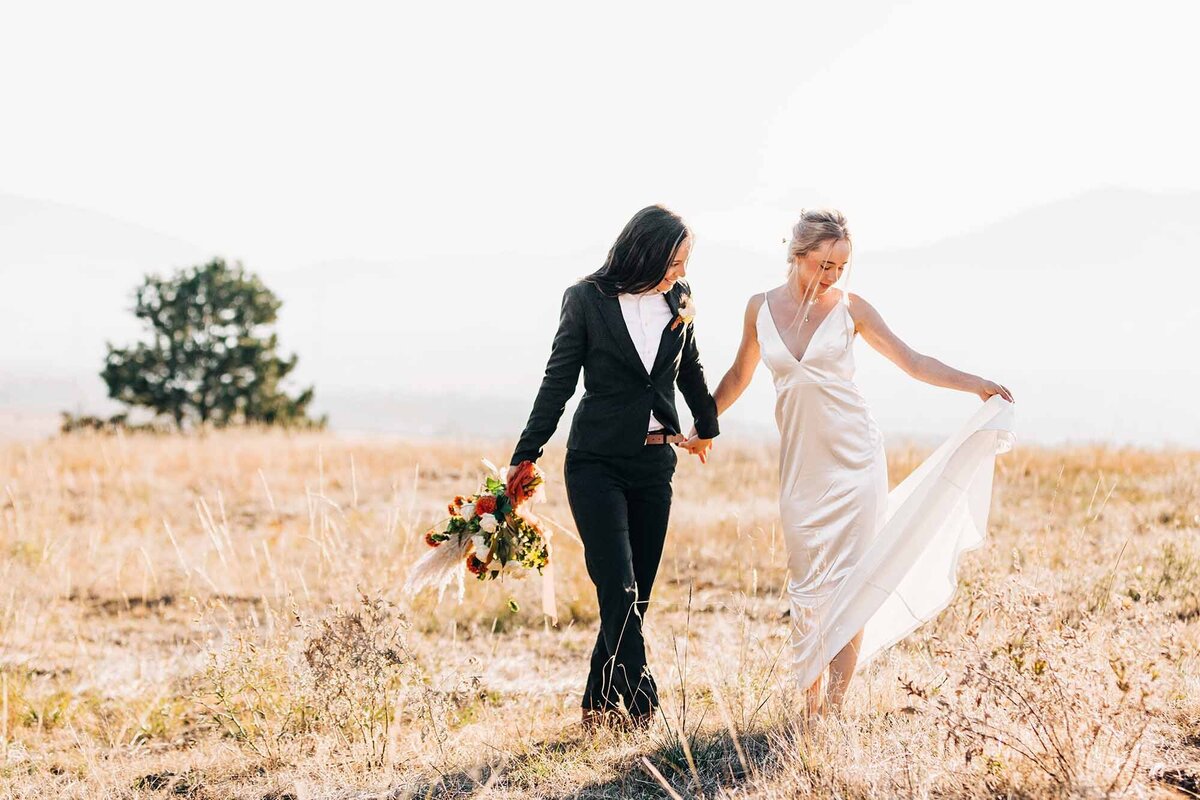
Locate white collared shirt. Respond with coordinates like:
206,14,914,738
617,289,673,432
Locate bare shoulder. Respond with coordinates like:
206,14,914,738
755,283,791,309
847,291,872,309
744,291,774,324
740,292,769,340
847,291,882,318
843,291,877,334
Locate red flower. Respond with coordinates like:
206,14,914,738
466,554,487,575
506,461,545,508
475,494,497,515
424,531,440,548
453,495,467,507
447,503,459,516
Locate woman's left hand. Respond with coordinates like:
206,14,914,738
677,425,714,464
680,436,714,464
976,379,1014,403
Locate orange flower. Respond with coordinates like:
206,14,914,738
453,495,467,507
506,461,544,508
424,531,440,548
447,502,459,516
475,494,497,515
466,554,487,575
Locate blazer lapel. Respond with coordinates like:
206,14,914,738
650,284,684,376
594,286,651,378
664,286,680,319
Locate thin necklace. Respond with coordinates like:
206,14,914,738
787,279,822,324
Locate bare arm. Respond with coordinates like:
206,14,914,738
680,294,763,463
712,293,765,415
849,293,1014,403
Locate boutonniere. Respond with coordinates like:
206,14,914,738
670,292,696,331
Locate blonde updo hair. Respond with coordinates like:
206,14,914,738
786,208,851,267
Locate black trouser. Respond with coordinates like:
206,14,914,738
564,443,676,717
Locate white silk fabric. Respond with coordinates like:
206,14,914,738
756,292,1015,691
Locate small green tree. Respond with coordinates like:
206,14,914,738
102,258,325,430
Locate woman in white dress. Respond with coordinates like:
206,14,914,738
698,209,1015,716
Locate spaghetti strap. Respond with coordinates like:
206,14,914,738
754,282,1015,694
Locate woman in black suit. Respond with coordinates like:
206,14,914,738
510,205,721,728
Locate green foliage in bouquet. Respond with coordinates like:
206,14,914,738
424,479,549,582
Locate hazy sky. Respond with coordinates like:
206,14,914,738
2,1,1198,446
3,1,1196,264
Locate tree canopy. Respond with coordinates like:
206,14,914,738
102,258,324,430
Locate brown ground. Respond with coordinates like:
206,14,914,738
1,430,1197,798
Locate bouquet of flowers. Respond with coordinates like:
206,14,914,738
404,460,553,604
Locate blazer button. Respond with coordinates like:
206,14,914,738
645,383,652,390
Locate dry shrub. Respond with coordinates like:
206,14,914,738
300,592,442,767
903,579,1176,795
192,625,313,766
193,592,441,769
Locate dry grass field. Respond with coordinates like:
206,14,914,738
1,430,1198,799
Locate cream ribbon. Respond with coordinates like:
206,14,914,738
489,459,583,626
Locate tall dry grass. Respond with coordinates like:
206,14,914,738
0,429,1197,798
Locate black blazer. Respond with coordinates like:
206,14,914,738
510,279,720,465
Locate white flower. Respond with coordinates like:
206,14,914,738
678,292,696,321
671,292,697,330
478,513,498,533
460,502,476,521
471,534,489,555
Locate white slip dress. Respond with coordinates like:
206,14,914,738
756,291,1015,690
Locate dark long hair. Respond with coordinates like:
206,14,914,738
586,205,690,296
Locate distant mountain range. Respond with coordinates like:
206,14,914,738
2,187,1197,446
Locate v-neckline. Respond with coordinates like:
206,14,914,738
764,293,842,365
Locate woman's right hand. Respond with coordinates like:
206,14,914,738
975,379,1014,403
681,435,714,464
676,425,714,464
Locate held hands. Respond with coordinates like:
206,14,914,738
676,425,714,464
976,379,1014,403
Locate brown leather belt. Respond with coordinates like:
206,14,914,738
645,430,686,446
